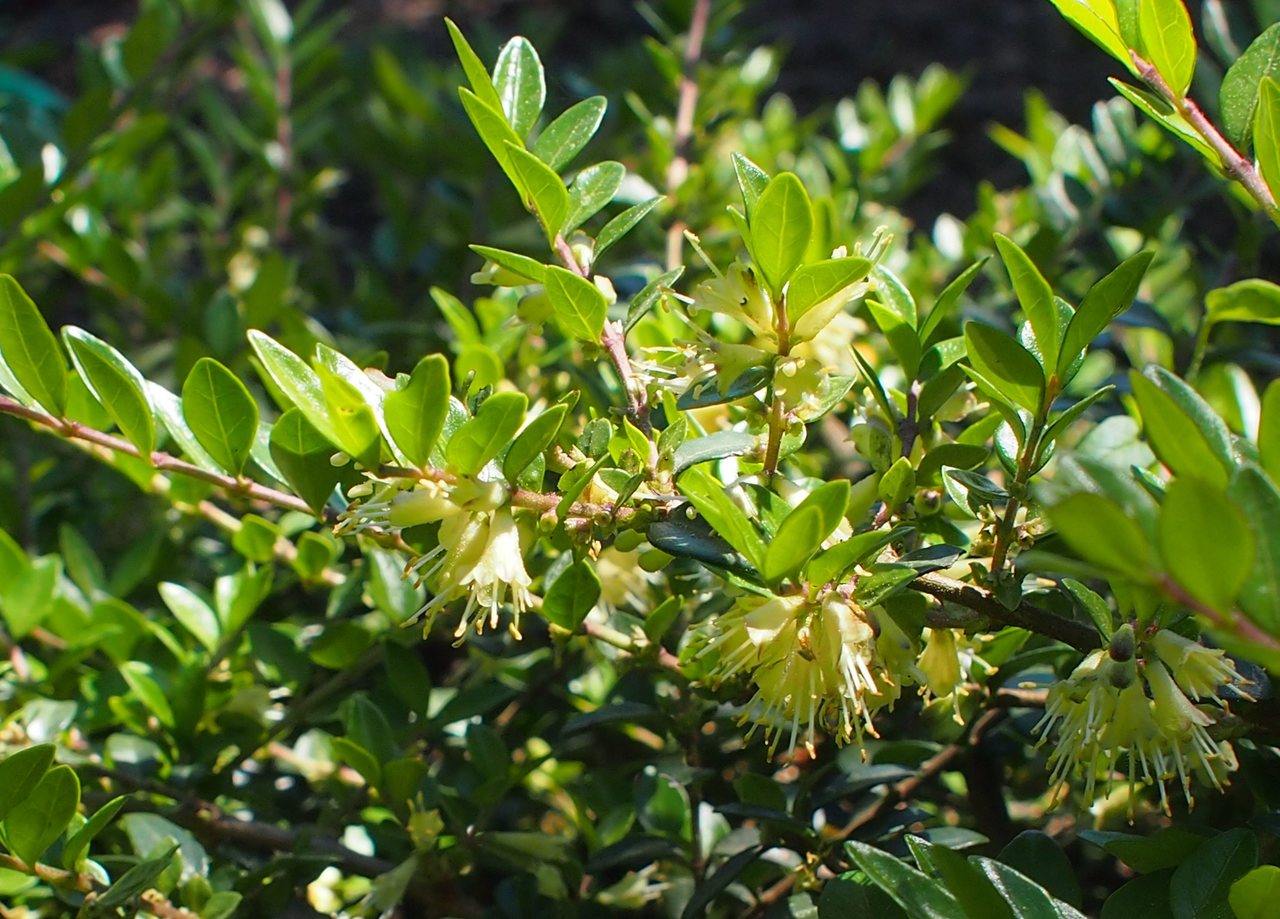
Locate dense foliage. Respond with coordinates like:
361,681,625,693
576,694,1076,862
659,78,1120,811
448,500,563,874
1,0,1280,916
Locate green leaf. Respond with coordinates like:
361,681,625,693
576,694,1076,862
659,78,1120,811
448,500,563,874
750,172,813,298
1101,872,1176,919
543,558,600,630
806,527,904,587
907,836,1015,919
868,299,923,380
504,141,569,243
531,96,607,171
268,408,341,514
0,744,55,824
844,840,966,918
458,88,528,197
119,660,175,728
1043,385,1116,447
971,857,1087,919
786,256,873,321
64,329,155,459
158,581,220,653
316,363,381,467
1139,0,1196,97
1205,278,1280,326
469,244,547,283
1110,79,1217,159
731,153,770,215
96,844,180,908
181,358,258,475
1049,492,1156,580
248,329,339,447
0,274,65,415
384,354,450,468
920,257,988,347
1169,829,1257,919
964,322,1045,415
0,555,58,638
1229,465,1280,632
1062,578,1114,637
763,506,825,583
1130,370,1230,487
1080,828,1207,874
1046,0,1134,70
1059,252,1152,378
1220,24,1280,150
680,846,767,919
491,36,544,139
445,391,527,476
998,831,1082,909
1230,866,1280,919
672,430,757,476
994,234,1058,374
504,403,567,482
3,764,79,867
1158,477,1253,613
563,160,625,235
1261,381,1280,482
61,795,125,871
444,18,504,114
543,265,607,343
595,195,663,262
677,465,766,569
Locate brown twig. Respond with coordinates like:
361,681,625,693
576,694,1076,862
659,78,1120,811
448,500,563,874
664,0,712,271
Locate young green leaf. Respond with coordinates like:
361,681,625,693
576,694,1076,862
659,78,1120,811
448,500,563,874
543,558,600,630
1158,477,1253,613
543,265,607,343
504,141,569,243
316,364,381,467
1130,370,1230,487
1110,78,1217,159
750,172,812,298
61,795,126,871
1231,866,1280,919
994,234,1058,373
844,840,965,919
1255,77,1280,201
181,358,258,475
1058,251,1152,378
1138,0,1196,97
445,391,527,476
562,160,624,235
1260,380,1280,482
503,403,567,482
531,96,607,171
4,763,80,868
459,88,528,196
594,195,663,262
1046,0,1135,73
248,329,339,446
731,153,770,216
919,257,988,346
1205,278,1280,327
384,354,450,468
0,743,55,824
1062,578,1115,637
0,275,66,415
468,245,547,284
268,408,342,514
963,321,1045,415
762,507,824,584
868,299,922,380
444,18,504,114
1219,24,1280,151
492,36,545,140
64,329,155,460
786,256,873,321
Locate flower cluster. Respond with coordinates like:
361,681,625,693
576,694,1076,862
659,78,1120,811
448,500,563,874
1034,625,1247,813
337,474,535,642
698,590,920,756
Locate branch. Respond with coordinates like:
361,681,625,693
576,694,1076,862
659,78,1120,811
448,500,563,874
910,572,1100,652
664,0,712,271
0,394,318,517
1130,51,1280,227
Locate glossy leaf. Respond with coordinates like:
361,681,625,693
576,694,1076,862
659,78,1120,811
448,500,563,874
972,856,1087,919
181,358,258,475
1046,0,1133,71
492,36,545,139
459,88,527,197
0,274,65,415
444,18,504,114
672,430,756,476
446,391,527,476
806,527,904,587
920,257,988,346
1230,866,1280,919
268,408,342,514
248,329,339,446
61,795,125,871
544,265,607,342
1169,829,1257,919
1062,578,1114,637
907,836,1015,919
677,465,766,569
64,329,155,459
1058,251,1152,378
1220,24,1280,150
1158,477,1252,613
762,505,825,583
504,403,567,482
543,558,600,630
964,322,1045,415
995,234,1058,372
316,363,381,467
469,245,547,283
786,256,873,322
1205,278,1280,326
1139,0,1196,97
998,831,1082,909
505,141,568,242
595,195,663,262
384,354,450,468
531,96,607,171
563,160,624,235
1130,370,1230,487
751,172,812,298
4,763,80,867
844,840,965,918
731,152,770,215
0,743,55,824
1226,466,1280,631
1049,492,1156,579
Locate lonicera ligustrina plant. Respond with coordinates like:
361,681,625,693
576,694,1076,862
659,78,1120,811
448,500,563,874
2,0,1280,916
